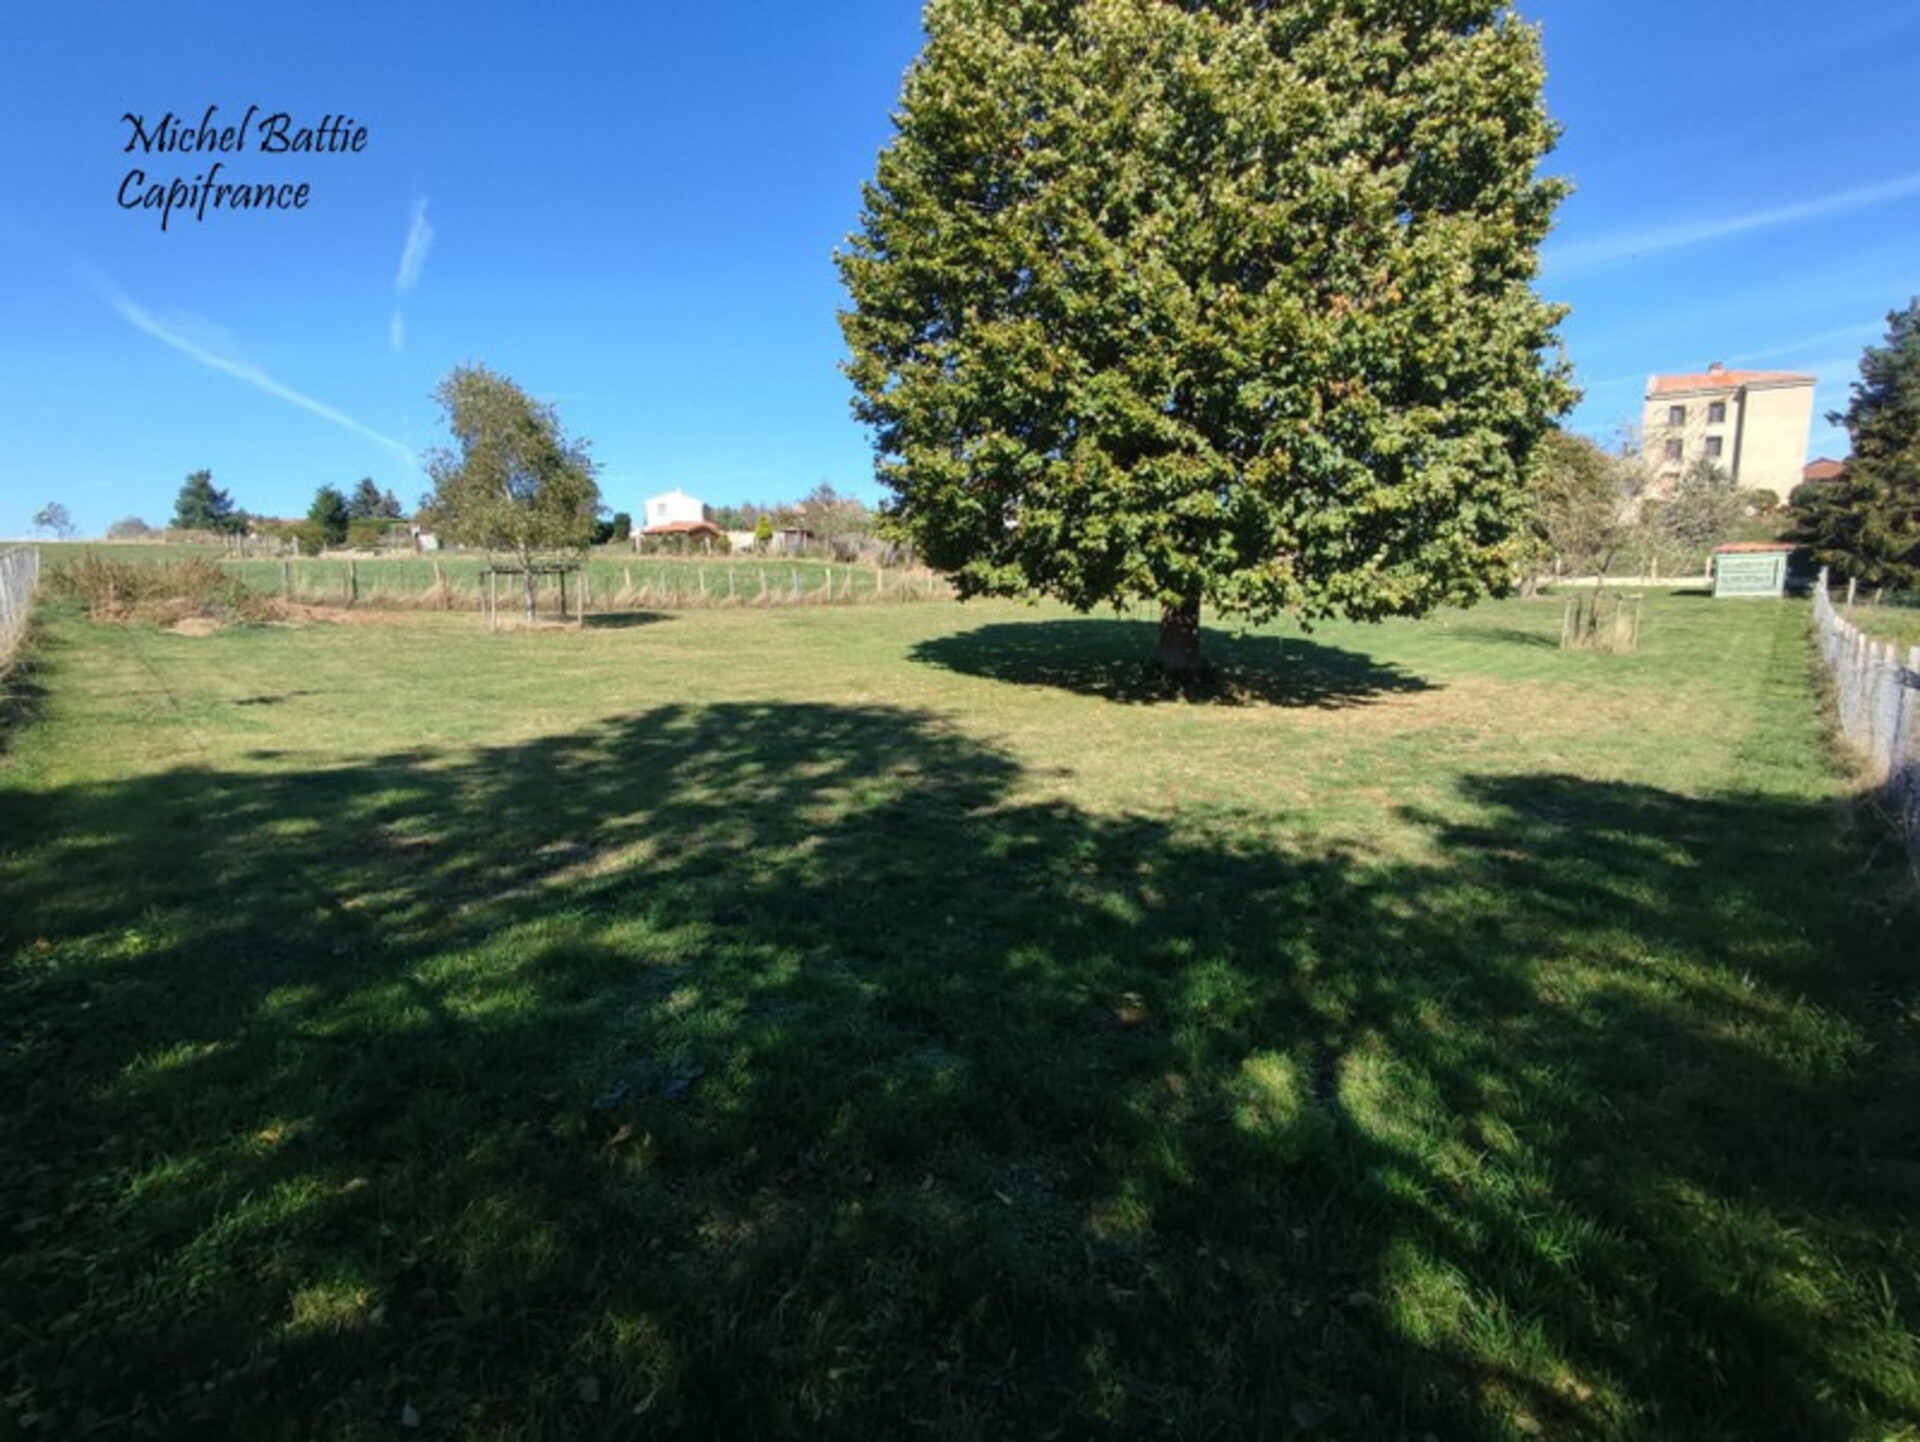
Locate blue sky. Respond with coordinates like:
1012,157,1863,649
2,1,1915,537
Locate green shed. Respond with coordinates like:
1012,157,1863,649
1710,543,1794,598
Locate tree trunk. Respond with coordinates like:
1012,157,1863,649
1157,594,1204,678
522,566,537,622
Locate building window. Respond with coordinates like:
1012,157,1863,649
1707,401,1727,424
1664,439,1683,462
1704,436,1724,459
1668,404,1687,426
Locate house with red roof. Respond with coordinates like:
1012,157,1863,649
1640,361,1814,499
639,489,726,551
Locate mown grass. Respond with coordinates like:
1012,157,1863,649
1,593,1916,1439
34,542,944,612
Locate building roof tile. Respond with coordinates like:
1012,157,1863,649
1648,362,1814,397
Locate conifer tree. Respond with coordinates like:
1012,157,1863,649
1800,299,1920,590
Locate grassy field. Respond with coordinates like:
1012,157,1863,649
32,542,944,611
1841,601,1920,650
2,592,1916,1439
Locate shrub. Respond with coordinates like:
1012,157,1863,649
345,519,394,551
47,555,279,625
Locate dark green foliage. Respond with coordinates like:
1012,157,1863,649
347,477,404,522
610,511,633,544
170,469,242,534
306,486,350,549
1796,299,1920,589
839,0,1573,671
1790,479,1837,511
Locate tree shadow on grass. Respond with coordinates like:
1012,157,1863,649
911,618,1436,706
580,610,675,630
0,628,52,755
1,704,1915,1438
1449,625,1560,650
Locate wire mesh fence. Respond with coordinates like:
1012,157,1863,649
1812,568,1920,873
0,546,41,668
216,554,952,611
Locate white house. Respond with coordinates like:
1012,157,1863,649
642,488,709,532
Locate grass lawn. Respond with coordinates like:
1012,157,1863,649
32,541,942,611
2,592,1916,1439
1841,602,1920,651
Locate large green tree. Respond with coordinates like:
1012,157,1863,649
1796,299,1920,590
839,0,1571,675
423,365,600,620
171,469,241,534
306,485,351,549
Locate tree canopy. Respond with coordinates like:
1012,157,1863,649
171,470,242,534
800,483,875,558
348,477,405,522
1659,458,1743,558
423,365,600,619
306,486,350,550
838,0,1571,673
32,503,75,540
1795,298,1920,591
1526,430,1640,580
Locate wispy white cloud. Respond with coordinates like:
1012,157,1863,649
96,274,418,471
1548,174,1920,275
394,200,434,293
389,199,433,353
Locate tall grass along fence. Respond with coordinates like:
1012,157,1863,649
1813,567,1920,871
219,555,953,614
0,545,41,667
